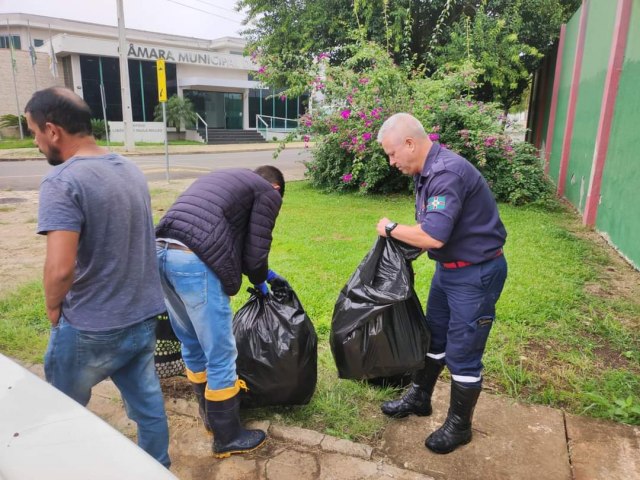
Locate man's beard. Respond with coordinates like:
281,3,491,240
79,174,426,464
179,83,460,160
45,146,63,166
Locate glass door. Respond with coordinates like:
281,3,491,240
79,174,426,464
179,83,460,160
224,93,243,129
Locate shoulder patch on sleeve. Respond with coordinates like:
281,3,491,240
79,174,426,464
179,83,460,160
426,196,446,211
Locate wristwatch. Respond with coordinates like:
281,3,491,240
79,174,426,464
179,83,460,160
385,221,398,238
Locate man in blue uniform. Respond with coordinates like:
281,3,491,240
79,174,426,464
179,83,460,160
376,113,508,454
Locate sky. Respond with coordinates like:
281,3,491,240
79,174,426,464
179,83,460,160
0,0,248,40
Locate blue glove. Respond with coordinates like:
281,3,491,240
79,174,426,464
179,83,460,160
254,282,268,296
266,269,279,282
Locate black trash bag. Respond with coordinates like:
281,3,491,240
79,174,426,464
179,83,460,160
330,236,430,380
154,312,186,379
233,278,318,408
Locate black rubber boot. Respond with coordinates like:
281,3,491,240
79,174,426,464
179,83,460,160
206,395,267,458
425,381,481,454
381,358,444,418
190,381,212,434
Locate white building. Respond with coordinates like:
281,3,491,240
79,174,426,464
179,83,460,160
0,13,306,141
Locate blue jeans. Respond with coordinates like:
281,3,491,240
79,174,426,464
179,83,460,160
156,245,238,392
426,255,508,386
44,315,171,468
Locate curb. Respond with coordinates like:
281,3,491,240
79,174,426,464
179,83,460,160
0,142,310,162
164,395,375,461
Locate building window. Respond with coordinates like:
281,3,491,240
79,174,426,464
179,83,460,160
0,35,21,50
248,88,308,128
33,39,44,47
79,54,177,122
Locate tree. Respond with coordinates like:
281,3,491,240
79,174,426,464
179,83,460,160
434,6,542,114
237,0,580,109
153,95,197,133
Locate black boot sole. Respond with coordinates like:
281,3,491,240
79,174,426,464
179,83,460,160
425,434,472,454
213,437,267,459
381,409,431,418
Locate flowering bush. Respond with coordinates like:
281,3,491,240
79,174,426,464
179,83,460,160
259,41,551,204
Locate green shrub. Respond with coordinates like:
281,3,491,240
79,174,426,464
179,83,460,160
263,42,550,204
90,118,109,140
0,114,29,136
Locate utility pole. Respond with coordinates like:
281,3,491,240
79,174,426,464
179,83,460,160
116,0,135,150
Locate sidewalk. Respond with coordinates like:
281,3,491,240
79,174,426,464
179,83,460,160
24,364,640,480
0,142,308,161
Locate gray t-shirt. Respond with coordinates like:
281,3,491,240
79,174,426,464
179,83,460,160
37,153,165,331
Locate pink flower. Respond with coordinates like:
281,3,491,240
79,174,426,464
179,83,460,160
358,77,369,85
428,133,440,142
317,52,330,61
362,132,372,141
303,135,310,142
371,108,381,119
258,66,266,74
364,120,373,128
360,182,367,188
346,95,353,105
342,173,353,183
340,109,351,119
484,136,497,147
280,95,287,102
330,125,338,133
358,111,367,120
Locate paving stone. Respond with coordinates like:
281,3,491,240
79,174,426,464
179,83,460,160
265,448,319,480
379,381,571,480
321,435,373,460
318,452,435,480
269,424,325,447
566,413,640,480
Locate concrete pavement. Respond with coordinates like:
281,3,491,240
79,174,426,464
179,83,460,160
23,364,640,479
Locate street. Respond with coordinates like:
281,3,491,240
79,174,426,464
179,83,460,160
0,148,311,191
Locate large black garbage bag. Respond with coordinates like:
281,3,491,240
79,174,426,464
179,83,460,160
154,312,186,378
330,237,430,380
233,278,317,407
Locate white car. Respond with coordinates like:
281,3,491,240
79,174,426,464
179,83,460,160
0,354,177,480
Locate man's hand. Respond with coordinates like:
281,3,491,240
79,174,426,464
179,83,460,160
376,217,445,250
47,305,62,327
254,282,269,296
377,217,392,237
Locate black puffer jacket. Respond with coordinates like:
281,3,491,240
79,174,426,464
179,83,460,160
155,168,282,296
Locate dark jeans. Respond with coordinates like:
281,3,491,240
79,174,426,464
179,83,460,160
425,255,508,386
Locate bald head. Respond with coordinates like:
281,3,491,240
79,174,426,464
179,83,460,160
25,87,93,135
377,113,432,176
377,113,428,144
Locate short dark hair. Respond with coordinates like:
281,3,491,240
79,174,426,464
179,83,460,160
25,87,93,135
254,165,285,197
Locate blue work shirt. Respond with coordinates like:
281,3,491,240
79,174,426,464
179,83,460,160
414,144,507,264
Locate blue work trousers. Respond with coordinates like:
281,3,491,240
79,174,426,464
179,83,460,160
156,245,238,391
425,255,508,386
44,315,171,468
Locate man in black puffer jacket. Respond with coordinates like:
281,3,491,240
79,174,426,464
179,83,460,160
155,166,285,458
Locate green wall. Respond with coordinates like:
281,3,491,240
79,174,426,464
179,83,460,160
595,0,640,268
563,0,616,211
548,7,581,182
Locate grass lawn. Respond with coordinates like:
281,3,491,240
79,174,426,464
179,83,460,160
1,181,639,442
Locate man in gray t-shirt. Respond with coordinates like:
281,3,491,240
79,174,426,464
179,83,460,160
26,87,170,468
